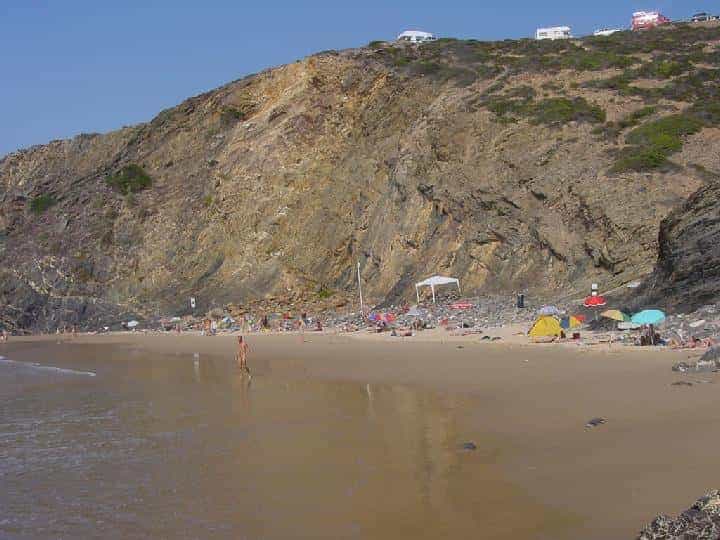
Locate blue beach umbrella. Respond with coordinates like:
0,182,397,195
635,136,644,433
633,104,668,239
631,309,666,325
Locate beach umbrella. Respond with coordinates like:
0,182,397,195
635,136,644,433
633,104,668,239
538,305,561,316
600,309,630,322
583,296,607,308
630,309,666,325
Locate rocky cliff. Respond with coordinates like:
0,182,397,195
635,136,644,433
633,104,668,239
640,180,720,312
2,24,720,330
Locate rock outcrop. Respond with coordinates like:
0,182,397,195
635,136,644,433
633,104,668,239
2,26,720,330
638,491,720,539
641,181,720,312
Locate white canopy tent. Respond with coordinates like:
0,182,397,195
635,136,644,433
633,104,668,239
415,275,461,304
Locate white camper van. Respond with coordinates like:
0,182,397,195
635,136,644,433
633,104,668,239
535,26,571,40
396,30,437,43
593,28,622,37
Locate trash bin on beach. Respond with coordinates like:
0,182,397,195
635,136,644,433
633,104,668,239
516,294,525,309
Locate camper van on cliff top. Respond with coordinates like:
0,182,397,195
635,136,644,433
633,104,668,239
535,26,572,40
632,11,671,30
396,30,437,43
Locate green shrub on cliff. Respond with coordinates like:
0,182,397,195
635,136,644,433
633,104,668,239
611,113,705,172
106,164,152,195
29,194,57,214
486,95,605,125
531,97,606,125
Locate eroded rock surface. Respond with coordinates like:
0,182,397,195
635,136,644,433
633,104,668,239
3,29,720,330
638,491,720,540
642,182,720,313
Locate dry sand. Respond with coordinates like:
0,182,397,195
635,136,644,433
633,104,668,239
3,331,714,538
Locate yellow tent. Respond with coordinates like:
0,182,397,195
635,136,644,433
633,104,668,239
528,316,563,339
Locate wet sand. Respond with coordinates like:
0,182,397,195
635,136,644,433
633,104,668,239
0,333,712,539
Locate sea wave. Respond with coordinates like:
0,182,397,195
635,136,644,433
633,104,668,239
0,356,96,377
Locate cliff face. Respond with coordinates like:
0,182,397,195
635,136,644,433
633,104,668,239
641,180,720,312
2,25,720,330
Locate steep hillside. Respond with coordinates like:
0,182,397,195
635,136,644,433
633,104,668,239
2,23,720,330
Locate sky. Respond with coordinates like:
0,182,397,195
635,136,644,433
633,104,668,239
0,0,716,156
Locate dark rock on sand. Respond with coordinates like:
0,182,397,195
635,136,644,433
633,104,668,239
671,381,694,387
461,442,477,451
585,417,606,428
638,490,720,539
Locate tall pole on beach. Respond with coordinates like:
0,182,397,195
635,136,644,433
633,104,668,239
357,261,364,314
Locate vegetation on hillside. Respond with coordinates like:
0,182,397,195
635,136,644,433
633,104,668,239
29,193,57,214
485,89,605,125
106,164,152,195
370,23,720,172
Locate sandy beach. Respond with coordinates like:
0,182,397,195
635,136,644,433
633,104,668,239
1,330,713,538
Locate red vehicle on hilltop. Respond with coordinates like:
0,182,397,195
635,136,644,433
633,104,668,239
632,11,671,30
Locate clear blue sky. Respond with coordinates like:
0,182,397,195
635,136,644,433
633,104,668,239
1,0,715,156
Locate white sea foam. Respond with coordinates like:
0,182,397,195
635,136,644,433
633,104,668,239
0,357,96,377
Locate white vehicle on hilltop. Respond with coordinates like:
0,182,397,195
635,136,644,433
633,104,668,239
396,30,437,43
536,26,571,40
593,28,622,37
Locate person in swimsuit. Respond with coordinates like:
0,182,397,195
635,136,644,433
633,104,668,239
236,336,250,376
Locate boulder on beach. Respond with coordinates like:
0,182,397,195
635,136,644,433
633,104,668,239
638,490,720,539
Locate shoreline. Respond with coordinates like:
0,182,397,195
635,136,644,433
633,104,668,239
0,332,711,538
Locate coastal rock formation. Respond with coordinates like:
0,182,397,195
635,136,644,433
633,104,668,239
638,490,720,539
2,25,720,329
641,182,720,312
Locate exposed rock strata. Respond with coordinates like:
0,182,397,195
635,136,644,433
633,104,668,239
2,31,720,330
641,182,720,312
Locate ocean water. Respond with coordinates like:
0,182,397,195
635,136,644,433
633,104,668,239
0,342,567,539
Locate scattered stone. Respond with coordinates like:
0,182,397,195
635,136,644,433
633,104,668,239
672,362,690,373
460,442,477,451
638,490,720,539
672,358,720,374
585,417,606,428
456,345,465,349
671,381,693,387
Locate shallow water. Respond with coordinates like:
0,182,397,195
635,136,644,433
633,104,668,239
0,343,571,539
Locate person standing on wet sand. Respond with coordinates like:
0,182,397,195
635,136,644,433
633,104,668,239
236,336,250,376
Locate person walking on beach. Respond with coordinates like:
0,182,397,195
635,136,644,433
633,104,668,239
236,336,250,376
